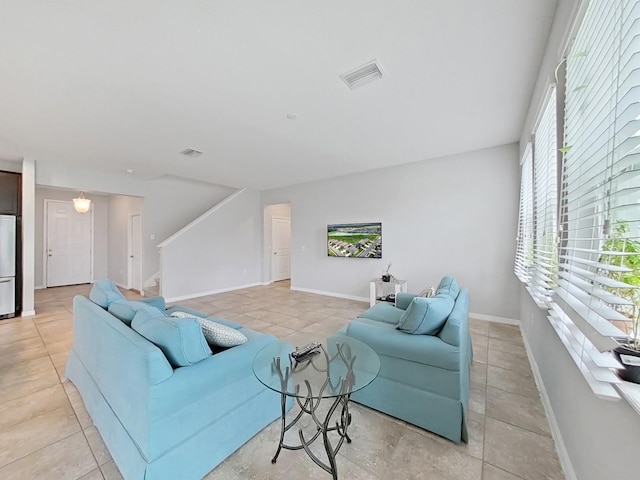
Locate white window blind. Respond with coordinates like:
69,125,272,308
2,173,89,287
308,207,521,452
548,0,640,400
531,89,559,306
515,143,534,283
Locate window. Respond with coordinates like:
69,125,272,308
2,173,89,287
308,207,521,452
547,0,640,400
530,89,559,306
515,144,534,283
515,0,640,401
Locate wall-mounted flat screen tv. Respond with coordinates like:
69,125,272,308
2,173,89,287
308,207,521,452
327,222,382,258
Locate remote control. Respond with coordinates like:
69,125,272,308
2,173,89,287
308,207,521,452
291,342,321,359
292,349,321,363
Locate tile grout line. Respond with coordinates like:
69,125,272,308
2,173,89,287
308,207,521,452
32,304,104,478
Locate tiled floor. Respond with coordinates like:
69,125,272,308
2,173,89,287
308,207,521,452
0,281,565,480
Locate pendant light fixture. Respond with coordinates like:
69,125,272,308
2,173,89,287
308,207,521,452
73,192,91,214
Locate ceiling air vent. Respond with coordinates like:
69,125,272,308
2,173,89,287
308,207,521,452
340,60,384,89
180,148,203,158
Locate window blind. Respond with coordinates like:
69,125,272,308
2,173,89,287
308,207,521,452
548,0,640,400
531,89,559,306
515,143,534,283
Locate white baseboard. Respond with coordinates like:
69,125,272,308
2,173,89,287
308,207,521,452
290,286,369,304
520,328,577,480
113,281,129,290
165,282,264,303
469,312,519,325
34,285,45,290
21,310,36,317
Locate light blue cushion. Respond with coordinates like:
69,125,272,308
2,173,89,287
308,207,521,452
132,306,212,368
89,279,126,309
108,300,153,326
357,302,405,325
436,275,460,299
396,294,454,335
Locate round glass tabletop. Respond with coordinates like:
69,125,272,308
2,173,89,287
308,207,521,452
252,333,380,399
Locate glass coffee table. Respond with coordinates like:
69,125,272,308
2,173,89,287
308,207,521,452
252,333,380,480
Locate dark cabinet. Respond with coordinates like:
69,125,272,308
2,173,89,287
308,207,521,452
0,172,20,215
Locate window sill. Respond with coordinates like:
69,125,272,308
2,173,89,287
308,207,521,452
616,381,640,415
525,286,551,309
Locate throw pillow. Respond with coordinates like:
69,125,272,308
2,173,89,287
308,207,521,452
132,306,212,368
436,276,460,299
169,311,203,320
199,318,247,348
170,312,247,348
108,300,151,326
89,279,126,309
396,294,455,335
418,286,436,298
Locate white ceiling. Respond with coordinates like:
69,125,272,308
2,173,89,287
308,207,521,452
0,0,558,190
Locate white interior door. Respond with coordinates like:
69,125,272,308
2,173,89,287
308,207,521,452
272,216,291,282
128,213,143,293
46,201,92,287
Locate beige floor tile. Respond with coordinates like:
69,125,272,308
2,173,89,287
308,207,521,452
64,381,93,428
0,318,40,346
484,418,563,480
488,323,524,343
0,355,60,404
260,324,297,338
84,426,113,466
0,431,96,480
383,427,482,480
0,384,70,430
336,403,405,475
487,365,539,399
471,361,488,385
78,468,105,480
469,383,487,415
469,317,490,335
204,461,243,479
486,386,550,437
483,463,525,480
51,350,70,382
100,460,124,480
0,335,48,367
488,348,533,376
489,336,527,356
224,421,296,480
0,400,81,468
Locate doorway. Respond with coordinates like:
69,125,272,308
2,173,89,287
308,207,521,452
45,200,93,287
265,203,291,283
271,216,291,282
128,212,143,293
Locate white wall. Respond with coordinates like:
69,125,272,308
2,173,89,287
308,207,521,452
21,158,35,316
34,162,235,286
0,159,21,173
160,189,263,301
34,187,109,287
107,195,144,287
141,176,235,284
262,144,521,319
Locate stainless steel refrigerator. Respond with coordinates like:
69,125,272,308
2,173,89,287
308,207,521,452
0,214,16,318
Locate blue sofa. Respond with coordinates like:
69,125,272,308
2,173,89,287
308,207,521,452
343,276,471,444
65,280,284,480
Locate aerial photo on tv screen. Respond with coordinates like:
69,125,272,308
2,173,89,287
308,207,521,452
327,222,382,258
